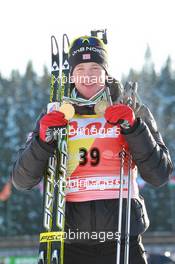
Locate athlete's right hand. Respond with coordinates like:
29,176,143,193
39,111,68,143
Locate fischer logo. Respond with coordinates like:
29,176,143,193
40,232,64,243
72,46,103,56
43,156,56,230
57,139,68,229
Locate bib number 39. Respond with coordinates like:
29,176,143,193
79,147,100,166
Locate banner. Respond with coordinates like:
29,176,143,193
0,256,37,264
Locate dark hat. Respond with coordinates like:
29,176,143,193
68,36,108,74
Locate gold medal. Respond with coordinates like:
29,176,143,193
59,102,75,120
94,100,109,116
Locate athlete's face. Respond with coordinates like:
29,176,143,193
72,62,106,99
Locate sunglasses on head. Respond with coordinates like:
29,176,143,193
70,36,104,49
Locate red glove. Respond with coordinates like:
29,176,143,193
39,111,68,143
104,104,135,129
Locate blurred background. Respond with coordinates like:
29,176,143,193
0,0,175,263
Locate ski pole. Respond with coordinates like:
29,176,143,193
116,147,126,264
124,153,132,264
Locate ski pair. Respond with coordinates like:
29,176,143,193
38,34,70,264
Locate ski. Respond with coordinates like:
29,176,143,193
38,35,70,264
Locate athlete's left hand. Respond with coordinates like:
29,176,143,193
104,104,136,129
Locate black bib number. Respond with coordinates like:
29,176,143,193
79,147,100,166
